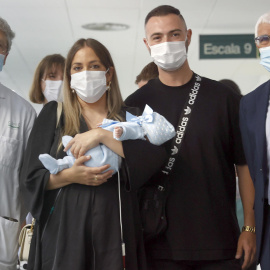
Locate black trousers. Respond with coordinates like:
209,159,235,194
147,258,242,270
260,201,270,270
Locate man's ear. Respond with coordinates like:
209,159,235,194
3,53,8,65
186,29,192,46
143,38,151,54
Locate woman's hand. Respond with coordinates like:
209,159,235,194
47,155,114,190
70,155,113,186
64,128,125,158
64,129,102,159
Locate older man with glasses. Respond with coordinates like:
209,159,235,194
0,17,36,269
240,11,270,270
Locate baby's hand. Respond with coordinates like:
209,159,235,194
114,126,123,139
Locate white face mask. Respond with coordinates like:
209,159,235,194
149,41,187,71
259,46,270,72
43,80,63,102
70,70,108,103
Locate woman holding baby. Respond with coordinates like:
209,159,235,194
20,38,167,270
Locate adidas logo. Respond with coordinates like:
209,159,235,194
195,75,201,81
184,106,191,115
171,146,178,155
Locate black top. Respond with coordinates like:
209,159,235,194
20,101,167,270
125,73,246,261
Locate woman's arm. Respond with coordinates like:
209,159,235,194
46,155,113,190
64,128,124,159
20,102,114,219
20,102,60,219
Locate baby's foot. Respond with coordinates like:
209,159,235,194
39,154,60,174
114,126,123,139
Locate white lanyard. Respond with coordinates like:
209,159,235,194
117,171,126,269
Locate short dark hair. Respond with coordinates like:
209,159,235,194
135,62,159,84
219,79,242,96
145,5,186,28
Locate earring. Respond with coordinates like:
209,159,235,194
72,89,75,93
107,81,112,91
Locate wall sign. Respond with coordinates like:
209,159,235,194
200,34,257,59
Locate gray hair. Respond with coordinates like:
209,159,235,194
255,11,270,37
0,17,15,52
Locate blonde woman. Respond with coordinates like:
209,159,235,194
21,38,166,270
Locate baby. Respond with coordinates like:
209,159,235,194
39,105,175,175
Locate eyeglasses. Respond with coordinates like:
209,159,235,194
255,35,270,46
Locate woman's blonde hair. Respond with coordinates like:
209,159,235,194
29,54,65,104
62,38,124,138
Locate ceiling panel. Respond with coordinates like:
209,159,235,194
67,6,142,97
204,0,264,32
0,1,74,101
0,0,269,110
66,0,141,9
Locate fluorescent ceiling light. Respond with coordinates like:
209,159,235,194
82,23,129,31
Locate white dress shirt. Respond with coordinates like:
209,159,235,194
265,96,270,199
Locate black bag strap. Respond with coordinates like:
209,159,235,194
162,73,202,177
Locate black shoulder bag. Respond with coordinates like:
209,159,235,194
139,74,202,242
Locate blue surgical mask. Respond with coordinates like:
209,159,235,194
0,54,5,72
259,46,270,72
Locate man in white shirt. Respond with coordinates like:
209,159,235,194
0,17,36,269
